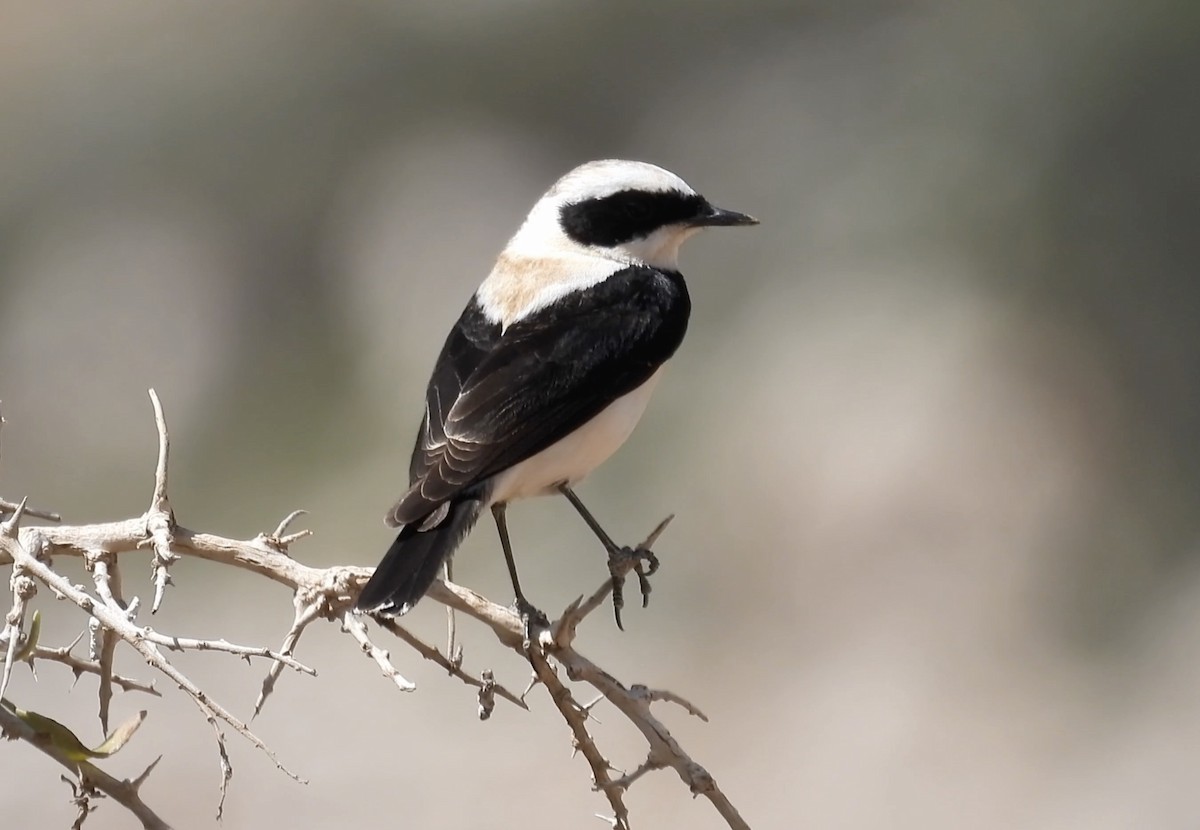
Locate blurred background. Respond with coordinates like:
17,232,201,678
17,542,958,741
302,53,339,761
1,1,1198,827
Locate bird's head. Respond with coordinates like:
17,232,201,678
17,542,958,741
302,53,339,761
507,159,758,271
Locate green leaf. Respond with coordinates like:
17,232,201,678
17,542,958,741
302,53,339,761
92,709,147,757
1,697,146,761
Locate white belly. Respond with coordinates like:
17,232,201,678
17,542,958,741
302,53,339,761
488,368,664,504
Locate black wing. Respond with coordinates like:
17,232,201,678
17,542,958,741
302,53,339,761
406,296,502,487
388,265,690,526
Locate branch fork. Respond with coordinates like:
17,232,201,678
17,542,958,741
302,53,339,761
0,391,749,830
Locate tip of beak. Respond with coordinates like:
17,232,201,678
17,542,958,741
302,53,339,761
699,206,761,228
725,212,759,228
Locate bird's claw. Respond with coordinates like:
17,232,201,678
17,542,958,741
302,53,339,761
515,598,549,650
608,545,659,631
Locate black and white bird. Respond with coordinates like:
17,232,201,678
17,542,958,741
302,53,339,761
355,159,757,622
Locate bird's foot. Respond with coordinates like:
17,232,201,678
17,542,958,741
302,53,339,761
607,542,662,631
514,597,550,650
605,514,672,630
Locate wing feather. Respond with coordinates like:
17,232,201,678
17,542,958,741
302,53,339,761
388,265,689,527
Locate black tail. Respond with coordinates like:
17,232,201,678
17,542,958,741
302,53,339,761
355,497,485,616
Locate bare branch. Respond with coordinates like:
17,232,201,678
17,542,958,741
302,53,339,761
608,755,666,793
529,649,629,829
557,649,748,830
0,499,60,522
146,389,178,614
1,511,35,700
205,715,234,821
151,635,316,673
88,553,125,733
147,389,170,513
340,609,416,692
373,616,527,713
428,579,750,828
259,509,312,552
1,531,307,786
632,685,709,722
29,642,160,696
0,392,750,830
254,595,324,719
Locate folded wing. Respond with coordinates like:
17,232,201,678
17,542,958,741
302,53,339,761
388,265,690,527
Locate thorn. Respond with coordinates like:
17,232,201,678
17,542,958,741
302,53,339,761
641,513,674,549
0,497,26,537
131,755,162,792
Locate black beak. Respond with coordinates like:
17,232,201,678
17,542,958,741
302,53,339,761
692,203,759,227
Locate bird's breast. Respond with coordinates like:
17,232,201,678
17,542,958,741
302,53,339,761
488,368,665,504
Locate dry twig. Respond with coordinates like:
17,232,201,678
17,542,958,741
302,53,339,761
29,640,160,696
0,391,749,829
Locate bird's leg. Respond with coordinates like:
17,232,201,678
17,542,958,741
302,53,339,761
491,503,548,646
557,484,664,630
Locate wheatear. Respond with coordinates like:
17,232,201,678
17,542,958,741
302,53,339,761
356,159,757,624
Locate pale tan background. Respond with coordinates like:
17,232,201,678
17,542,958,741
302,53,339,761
2,2,1199,828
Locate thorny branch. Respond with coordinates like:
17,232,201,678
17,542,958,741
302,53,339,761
0,392,748,830
29,639,161,697
429,573,749,830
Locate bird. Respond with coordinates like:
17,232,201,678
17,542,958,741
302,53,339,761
355,159,757,625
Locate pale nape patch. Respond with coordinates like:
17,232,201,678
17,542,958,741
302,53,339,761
473,159,709,328
476,251,622,327
477,218,699,327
